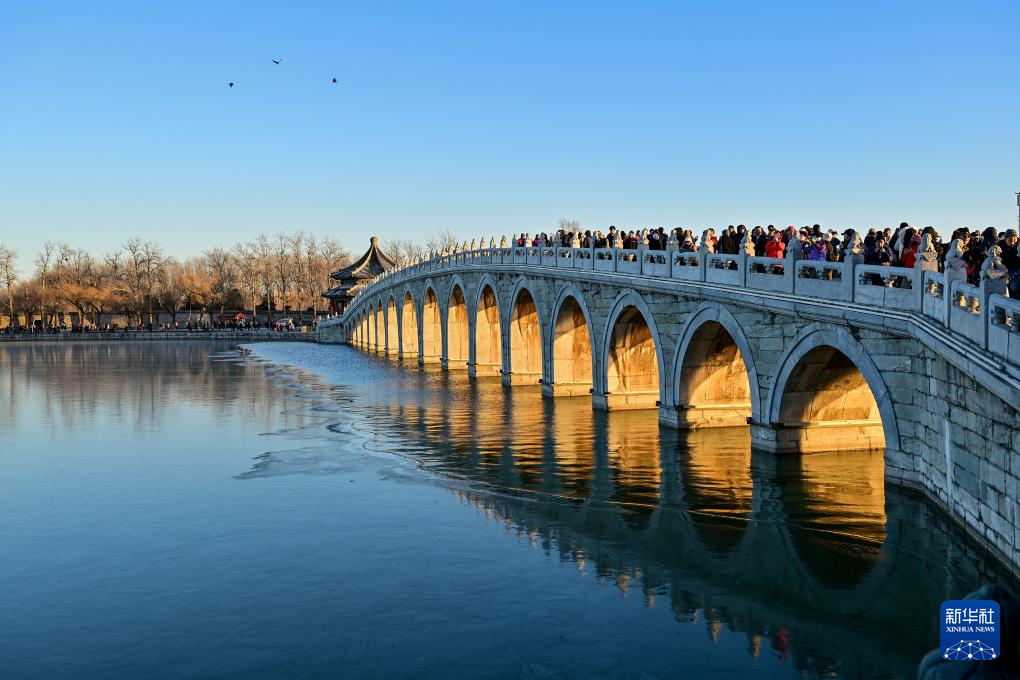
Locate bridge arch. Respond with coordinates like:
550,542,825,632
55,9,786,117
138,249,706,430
366,307,376,350
765,324,900,454
373,301,384,352
472,274,502,377
599,290,664,410
421,282,442,363
670,303,761,428
445,276,470,370
505,278,544,385
547,283,595,397
385,296,398,355
400,288,419,360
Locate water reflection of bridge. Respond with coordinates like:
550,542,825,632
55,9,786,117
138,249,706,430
359,368,1006,678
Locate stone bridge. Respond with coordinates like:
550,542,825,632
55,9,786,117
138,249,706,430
319,242,1020,577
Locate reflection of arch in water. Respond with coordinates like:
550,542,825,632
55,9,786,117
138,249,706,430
546,284,595,398
598,290,663,410
767,325,897,454
505,279,543,385
472,278,502,377
445,280,469,370
677,427,754,556
671,304,759,428
421,285,442,363
773,450,887,589
400,290,418,360
602,409,662,530
385,297,398,355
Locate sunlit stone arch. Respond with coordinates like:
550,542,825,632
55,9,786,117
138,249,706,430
666,302,761,428
420,280,443,363
471,274,502,377
597,289,665,410
444,275,470,370
399,285,419,361
503,277,545,385
544,282,596,398
763,323,900,455
385,295,399,355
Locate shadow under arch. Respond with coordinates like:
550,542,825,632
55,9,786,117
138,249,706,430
385,296,398,355
374,301,385,352
446,282,469,370
421,285,442,363
473,276,502,377
547,283,595,398
505,278,544,385
766,324,899,455
670,303,760,428
400,290,419,360
598,290,664,410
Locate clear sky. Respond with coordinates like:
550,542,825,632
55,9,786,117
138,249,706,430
2,1,1019,269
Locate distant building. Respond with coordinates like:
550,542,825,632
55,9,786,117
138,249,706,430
323,236,395,314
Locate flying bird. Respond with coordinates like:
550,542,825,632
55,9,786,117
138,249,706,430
272,59,281,65
228,82,234,87
332,78,337,84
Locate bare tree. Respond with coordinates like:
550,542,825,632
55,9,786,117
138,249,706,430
273,233,297,319
11,280,42,330
155,258,187,326
426,228,458,255
0,244,17,329
34,240,57,329
118,239,167,325
234,241,263,321
253,234,275,324
203,246,236,323
383,238,427,267
318,236,350,289
52,244,101,326
558,218,582,233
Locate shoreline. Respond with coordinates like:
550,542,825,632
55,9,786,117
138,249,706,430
0,330,319,343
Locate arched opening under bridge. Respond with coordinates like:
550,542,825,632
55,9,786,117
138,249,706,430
474,285,502,377
774,346,886,452
549,296,593,397
605,306,659,409
385,299,398,355
401,292,418,359
675,321,753,428
445,285,469,370
507,288,542,385
374,304,385,352
421,289,442,363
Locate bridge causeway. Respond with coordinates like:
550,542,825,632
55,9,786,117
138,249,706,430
320,241,1020,578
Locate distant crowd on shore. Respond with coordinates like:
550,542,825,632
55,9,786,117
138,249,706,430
512,222,1019,294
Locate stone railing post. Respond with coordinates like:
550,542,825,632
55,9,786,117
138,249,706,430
783,236,802,293
698,229,712,282
979,245,1009,349
913,234,940,311
738,232,754,287
839,231,864,301
943,239,967,328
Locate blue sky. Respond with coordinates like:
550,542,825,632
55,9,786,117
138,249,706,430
2,1,1019,267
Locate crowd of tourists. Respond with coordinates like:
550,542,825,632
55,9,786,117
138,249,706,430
511,223,1019,294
